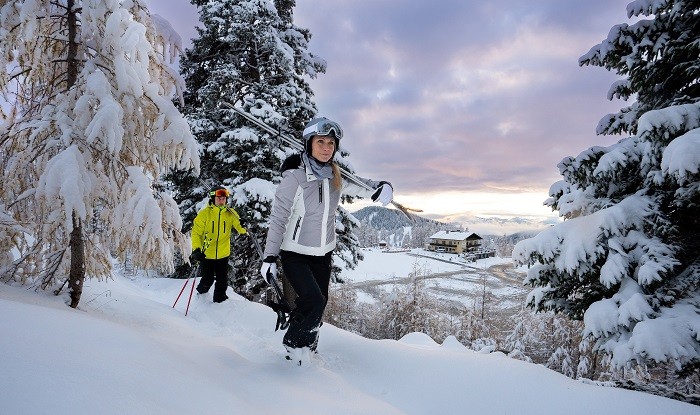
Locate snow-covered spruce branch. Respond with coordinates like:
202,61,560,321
40,248,67,290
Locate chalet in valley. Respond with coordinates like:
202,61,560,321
426,230,495,260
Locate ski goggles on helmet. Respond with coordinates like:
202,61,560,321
210,189,230,198
303,118,343,140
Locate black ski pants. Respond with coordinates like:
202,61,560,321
197,257,229,303
280,250,332,349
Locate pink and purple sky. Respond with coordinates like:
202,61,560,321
145,0,635,231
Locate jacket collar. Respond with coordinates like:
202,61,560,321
302,152,333,182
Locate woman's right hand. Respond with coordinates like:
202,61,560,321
260,256,278,283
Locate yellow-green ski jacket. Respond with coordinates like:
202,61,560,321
191,204,247,259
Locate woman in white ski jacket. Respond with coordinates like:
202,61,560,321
260,116,393,361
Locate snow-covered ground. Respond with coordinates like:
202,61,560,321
340,249,526,308
2,263,697,414
340,248,480,283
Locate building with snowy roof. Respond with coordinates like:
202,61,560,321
426,230,495,259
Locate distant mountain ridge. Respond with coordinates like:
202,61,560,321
438,211,556,236
351,206,441,230
350,206,457,249
350,206,547,256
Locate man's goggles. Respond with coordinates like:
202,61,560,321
303,119,343,140
210,189,230,198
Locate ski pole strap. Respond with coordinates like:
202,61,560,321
268,276,294,315
268,300,290,331
277,312,289,331
246,230,293,330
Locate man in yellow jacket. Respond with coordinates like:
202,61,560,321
190,186,247,303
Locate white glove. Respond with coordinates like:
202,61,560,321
371,181,393,206
260,256,278,283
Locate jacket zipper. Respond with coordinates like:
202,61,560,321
318,182,323,204
215,210,223,258
292,217,302,240
320,178,330,247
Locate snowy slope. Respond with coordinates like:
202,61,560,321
1,273,697,415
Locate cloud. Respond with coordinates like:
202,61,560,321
144,0,633,222
292,0,632,199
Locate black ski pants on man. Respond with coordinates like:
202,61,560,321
197,257,229,303
280,250,332,350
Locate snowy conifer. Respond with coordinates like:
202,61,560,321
171,0,366,296
0,0,199,307
333,206,365,279
169,0,324,294
513,0,700,372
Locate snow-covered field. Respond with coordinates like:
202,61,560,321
340,248,527,308
340,248,468,282
2,258,698,414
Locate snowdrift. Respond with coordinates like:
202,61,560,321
1,275,697,415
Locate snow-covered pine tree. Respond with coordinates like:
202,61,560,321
503,307,544,362
170,0,366,295
0,0,198,307
513,0,700,374
455,302,494,351
274,0,372,278
545,317,583,379
168,0,324,295
333,206,364,280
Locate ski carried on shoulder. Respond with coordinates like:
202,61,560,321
220,101,423,221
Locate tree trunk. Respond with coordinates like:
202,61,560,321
68,215,84,308
66,0,78,87
66,0,84,308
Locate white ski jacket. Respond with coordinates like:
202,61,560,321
263,154,381,258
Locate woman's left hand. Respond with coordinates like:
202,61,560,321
372,181,393,206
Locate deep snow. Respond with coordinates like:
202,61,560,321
1,257,698,415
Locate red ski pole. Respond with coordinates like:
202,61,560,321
172,278,189,308
172,264,199,310
185,275,197,316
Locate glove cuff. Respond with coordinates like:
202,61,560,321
263,255,278,263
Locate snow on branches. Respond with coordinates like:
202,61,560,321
515,0,700,370
0,0,198,288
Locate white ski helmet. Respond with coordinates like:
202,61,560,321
302,117,343,156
